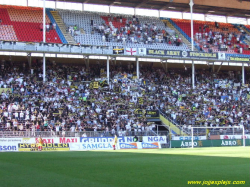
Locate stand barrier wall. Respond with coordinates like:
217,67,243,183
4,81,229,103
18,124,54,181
171,139,250,148
0,136,166,151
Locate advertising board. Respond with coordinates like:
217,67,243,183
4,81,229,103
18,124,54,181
80,136,167,144
171,136,206,140
18,143,70,151
0,142,18,152
70,143,113,151
171,139,250,148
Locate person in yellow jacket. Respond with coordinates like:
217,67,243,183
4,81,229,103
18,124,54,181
37,135,43,151
112,135,118,150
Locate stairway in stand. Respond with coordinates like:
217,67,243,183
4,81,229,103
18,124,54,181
241,26,250,46
50,11,76,45
160,114,188,136
163,19,198,51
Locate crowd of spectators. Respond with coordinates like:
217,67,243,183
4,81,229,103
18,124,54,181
92,15,183,46
196,24,249,54
160,70,250,134
0,59,158,137
0,58,249,137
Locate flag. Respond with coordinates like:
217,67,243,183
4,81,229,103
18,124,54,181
89,81,99,89
113,46,124,54
138,48,146,55
99,80,108,87
125,48,137,55
218,53,226,60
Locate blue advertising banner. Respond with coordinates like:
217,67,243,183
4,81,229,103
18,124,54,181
80,136,167,144
119,143,138,149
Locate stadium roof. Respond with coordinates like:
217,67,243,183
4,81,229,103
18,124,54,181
51,0,250,18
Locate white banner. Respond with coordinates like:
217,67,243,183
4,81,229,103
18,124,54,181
234,83,241,87
218,53,226,60
142,136,167,143
70,142,114,151
171,136,207,140
0,136,165,151
125,48,137,55
70,142,161,151
22,137,80,144
138,48,146,55
80,136,167,144
220,135,250,139
0,142,18,152
0,138,23,143
2,137,166,144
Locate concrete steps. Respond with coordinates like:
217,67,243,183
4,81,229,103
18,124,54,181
163,19,197,51
160,114,188,136
51,11,76,45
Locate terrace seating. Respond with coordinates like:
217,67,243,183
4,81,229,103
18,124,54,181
0,25,17,41
170,18,250,54
58,10,189,51
0,5,62,43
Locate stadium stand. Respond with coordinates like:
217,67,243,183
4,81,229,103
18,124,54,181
166,18,250,55
0,5,62,43
0,58,249,137
1,4,250,56
57,9,190,51
0,5,250,138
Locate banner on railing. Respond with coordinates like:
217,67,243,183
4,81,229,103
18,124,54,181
0,142,18,152
18,143,70,151
113,46,124,54
0,138,23,143
171,139,250,148
119,142,161,149
0,136,166,151
142,136,166,143
171,136,207,140
119,143,138,149
145,49,219,60
80,136,166,144
141,142,161,149
134,109,159,118
229,56,249,62
70,142,113,151
220,135,250,139
22,137,79,144
69,142,161,150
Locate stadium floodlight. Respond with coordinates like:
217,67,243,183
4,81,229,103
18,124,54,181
191,126,245,148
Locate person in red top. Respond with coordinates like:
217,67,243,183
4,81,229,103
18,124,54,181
127,30,131,36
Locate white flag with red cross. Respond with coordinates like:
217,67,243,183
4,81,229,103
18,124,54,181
125,48,137,55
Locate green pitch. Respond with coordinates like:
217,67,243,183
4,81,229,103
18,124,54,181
0,147,249,187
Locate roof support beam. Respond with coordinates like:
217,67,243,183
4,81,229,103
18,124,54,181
136,0,150,8
159,5,169,11
217,62,223,73
84,0,90,3
110,0,121,6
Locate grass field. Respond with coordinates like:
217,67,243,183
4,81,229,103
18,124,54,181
0,147,249,187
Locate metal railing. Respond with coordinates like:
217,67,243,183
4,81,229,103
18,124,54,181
0,41,247,62
172,128,248,137
158,108,185,134
0,130,168,138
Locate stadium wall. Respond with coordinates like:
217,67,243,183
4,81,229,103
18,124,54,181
171,139,250,148
0,136,166,152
